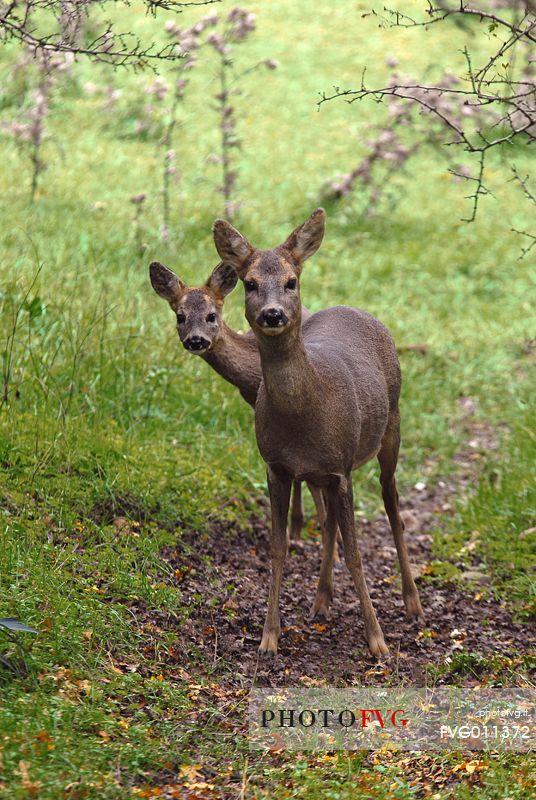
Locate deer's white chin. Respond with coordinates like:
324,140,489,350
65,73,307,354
258,323,289,336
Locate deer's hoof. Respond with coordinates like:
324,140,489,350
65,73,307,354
289,539,306,553
309,593,332,621
404,592,425,622
258,630,279,658
368,630,389,659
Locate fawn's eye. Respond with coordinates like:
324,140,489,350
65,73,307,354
285,278,297,290
206,313,217,323
244,280,257,292
176,313,186,324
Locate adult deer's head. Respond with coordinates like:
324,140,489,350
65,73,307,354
149,261,238,354
212,208,325,337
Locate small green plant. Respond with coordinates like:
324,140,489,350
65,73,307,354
1,267,43,407
1,46,75,200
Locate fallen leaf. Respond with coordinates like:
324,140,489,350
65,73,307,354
465,760,488,774
17,761,40,796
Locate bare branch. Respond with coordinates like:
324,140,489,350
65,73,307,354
321,2,535,228
0,1,221,67
511,227,536,256
510,165,536,205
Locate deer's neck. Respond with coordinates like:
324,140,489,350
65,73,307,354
202,321,260,404
257,323,316,413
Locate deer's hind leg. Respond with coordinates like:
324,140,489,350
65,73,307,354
310,487,338,620
378,410,424,621
289,481,305,540
307,484,341,564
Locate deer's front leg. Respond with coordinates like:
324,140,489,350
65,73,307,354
259,465,292,657
331,473,389,658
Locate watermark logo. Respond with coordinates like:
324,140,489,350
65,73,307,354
261,707,408,729
249,689,534,751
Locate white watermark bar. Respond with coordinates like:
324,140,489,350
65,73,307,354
249,688,535,751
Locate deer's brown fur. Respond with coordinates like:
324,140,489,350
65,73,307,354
149,260,328,542
213,208,424,657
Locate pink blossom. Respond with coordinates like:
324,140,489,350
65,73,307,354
145,78,168,101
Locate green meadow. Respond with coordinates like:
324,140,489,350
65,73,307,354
0,1,534,797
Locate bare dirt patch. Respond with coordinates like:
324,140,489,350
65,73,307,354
126,404,532,689
117,409,533,798
160,498,529,688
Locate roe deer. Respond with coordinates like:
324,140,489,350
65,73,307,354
149,260,328,543
212,208,424,657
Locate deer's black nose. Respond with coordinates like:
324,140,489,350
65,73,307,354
262,308,285,327
184,335,210,352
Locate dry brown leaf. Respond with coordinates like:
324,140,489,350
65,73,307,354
312,623,327,633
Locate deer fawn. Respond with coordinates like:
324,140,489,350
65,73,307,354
213,208,424,658
149,260,329,544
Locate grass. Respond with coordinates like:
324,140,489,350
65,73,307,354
0,0,534,797
433,400,536,618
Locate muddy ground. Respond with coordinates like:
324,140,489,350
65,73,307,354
162,502,528,688
126,414,533,689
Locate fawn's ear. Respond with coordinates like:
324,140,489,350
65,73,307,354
149,261,186,303
282,208,326,265
205,262,238,301
212,220,254,277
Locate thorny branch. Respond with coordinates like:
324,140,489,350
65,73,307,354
0,1,220,66
510,165,536,255
319,1,535,250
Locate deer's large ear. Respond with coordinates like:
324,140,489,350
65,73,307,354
282,208,326,265
205,262,238,301
212,220,254,277
149,261,186,303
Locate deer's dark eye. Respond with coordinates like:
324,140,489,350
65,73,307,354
206,313,217,323
176,313,186,324
285,278,297,290
244,280,257,293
